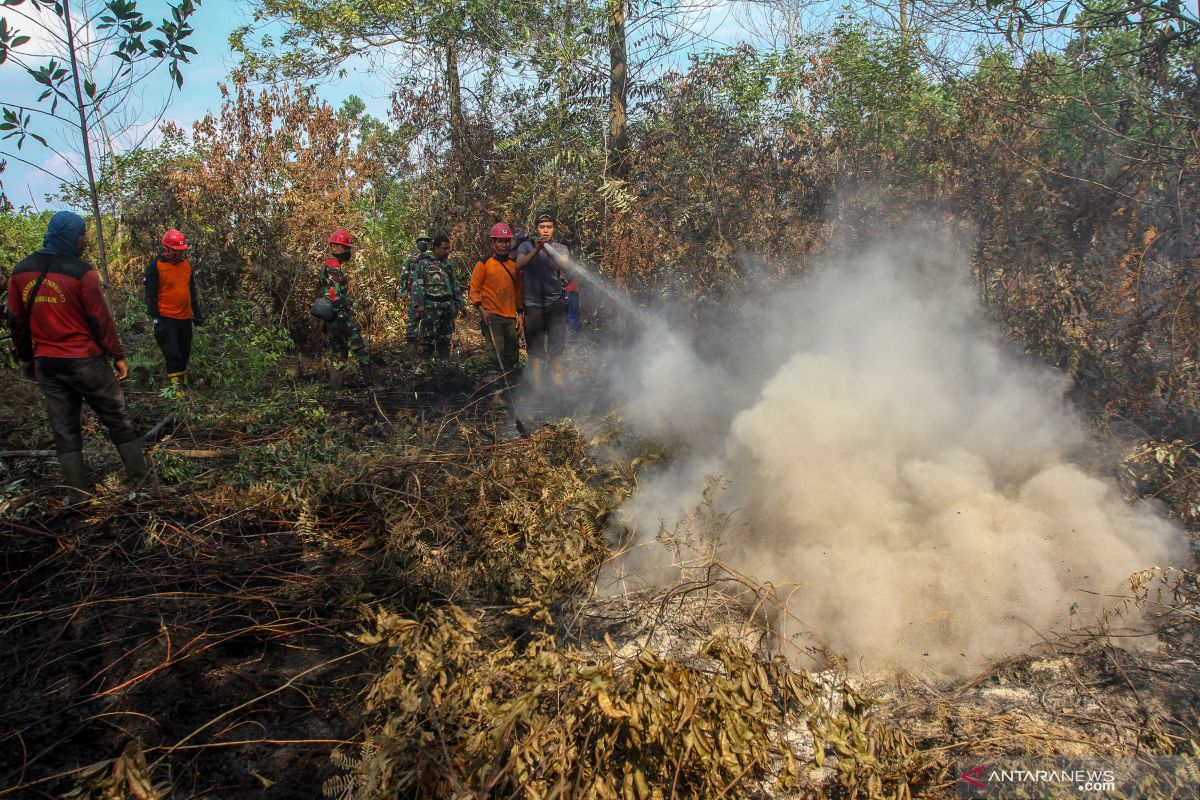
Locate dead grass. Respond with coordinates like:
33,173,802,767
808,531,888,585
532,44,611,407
2,347,1198,799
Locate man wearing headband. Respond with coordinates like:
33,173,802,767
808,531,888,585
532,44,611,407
514,211,571,393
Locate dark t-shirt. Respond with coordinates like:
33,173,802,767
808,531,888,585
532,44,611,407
518,240,567,308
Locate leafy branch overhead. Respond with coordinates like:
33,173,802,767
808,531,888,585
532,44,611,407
0,0,199,119
0,0,202,283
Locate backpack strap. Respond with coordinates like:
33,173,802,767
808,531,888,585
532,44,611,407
495,257,517,286
12,257,53,359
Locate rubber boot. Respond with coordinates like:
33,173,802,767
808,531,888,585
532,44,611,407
181,369,190,387
360,362,374,387
527,357,544,393
436,343,450,361
550,357,566,390
58,451,89,506
117,439,148,485
329,367,343,390
167,371,186,398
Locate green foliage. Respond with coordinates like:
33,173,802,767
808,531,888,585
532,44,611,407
248,390,329,433
0,0,202,280
233,0,535,81
819,21,955,158
0,0,200,124
0,209,50,271
228,425,343,489
1035,16,1198,180
152,450,194,485
55,127,190,238
0,477,34,519
189,299,293,397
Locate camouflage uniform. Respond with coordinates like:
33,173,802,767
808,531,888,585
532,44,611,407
400,234,431,350
318,259,370,373
410,253,465,358
400,253,422,349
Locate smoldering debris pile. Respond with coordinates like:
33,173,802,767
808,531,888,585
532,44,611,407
608,229,1190,674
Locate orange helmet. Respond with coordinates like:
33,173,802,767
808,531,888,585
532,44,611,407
162,229,188,251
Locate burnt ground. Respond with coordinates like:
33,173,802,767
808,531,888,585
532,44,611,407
0,329,561,798
0,322,622,799
2,325,1199,799
0,506,372,798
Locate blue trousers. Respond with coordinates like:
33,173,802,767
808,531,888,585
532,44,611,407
565,291,581,332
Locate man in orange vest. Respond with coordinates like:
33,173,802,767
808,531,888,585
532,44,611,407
145,229,204,397
469,222,524,381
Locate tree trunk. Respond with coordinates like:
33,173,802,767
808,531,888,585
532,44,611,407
899,0,909,32
556,0,572,200
607,0,629,182
97,114,126,251
81,41,125,251
446,36,465,197
62,0,110,286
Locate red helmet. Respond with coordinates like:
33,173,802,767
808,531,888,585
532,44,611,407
162,229,188,251
328,228,353,247
490,222,513,239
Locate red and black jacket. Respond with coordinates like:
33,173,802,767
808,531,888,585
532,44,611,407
5,252,124,361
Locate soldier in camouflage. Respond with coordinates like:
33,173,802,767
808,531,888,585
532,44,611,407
401,231,432,353
411,234,465,360
319,228,372,388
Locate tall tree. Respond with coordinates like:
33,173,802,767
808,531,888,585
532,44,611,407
232,0,531,208
607,0,628,181
0,0,201,283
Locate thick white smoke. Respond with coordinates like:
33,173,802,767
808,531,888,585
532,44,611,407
607,229,1189,674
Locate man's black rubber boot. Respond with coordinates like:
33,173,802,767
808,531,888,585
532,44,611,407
58,451,89,506
117,439,149,484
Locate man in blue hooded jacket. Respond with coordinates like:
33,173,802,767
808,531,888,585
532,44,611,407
6,212,147,504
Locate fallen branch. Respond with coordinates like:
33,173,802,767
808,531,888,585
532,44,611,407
0,449,55,458
0,445,229,460
142,414,176,443
152,448,234,459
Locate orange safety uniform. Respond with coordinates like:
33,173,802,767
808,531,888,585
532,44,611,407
469,255,524,318
145,256,201,320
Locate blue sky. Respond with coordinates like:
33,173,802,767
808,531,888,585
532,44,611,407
5,0,1195,209
4,0,1068,209
0,0,779,209
0,1,418,208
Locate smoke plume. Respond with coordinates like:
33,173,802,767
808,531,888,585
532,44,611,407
607,228,1189,674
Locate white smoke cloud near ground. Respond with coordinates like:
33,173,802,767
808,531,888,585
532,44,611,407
606,226,1190,674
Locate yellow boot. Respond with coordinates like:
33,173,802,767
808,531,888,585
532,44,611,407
167,371,186,398
550,357,566,390
527,357,543,392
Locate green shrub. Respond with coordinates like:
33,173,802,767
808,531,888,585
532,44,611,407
0,210,52,270
189,299,293,397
